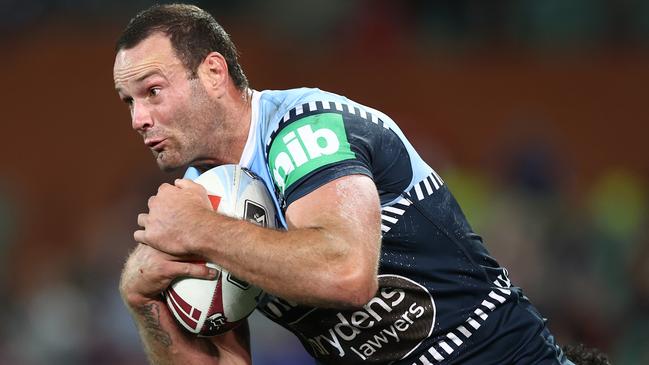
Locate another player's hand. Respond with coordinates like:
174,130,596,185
119,243,217,308
135,179,213,257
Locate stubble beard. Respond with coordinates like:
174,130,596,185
153,119,202,173
153,138,184,172
154,81,220,173
154,150,180,172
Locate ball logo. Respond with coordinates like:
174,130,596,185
271,275,436,364
204,313,227,334
244,200,267,227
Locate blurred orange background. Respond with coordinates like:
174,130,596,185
1,1,647,364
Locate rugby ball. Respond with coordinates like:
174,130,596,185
164,165,277,336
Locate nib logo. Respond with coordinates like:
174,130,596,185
268,113,355,193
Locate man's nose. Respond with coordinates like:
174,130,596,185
132,103,153,131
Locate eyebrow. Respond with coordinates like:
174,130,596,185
115,70,164,93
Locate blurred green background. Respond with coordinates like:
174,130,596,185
1,0,648,364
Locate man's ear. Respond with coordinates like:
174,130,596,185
197,52,229,95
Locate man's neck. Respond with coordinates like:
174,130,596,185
193,87,253,171
226,87,253,162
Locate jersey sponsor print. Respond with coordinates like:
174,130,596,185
194,88,572,364
268,112,355,194
259,275,435,364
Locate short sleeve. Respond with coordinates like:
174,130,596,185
266,109,374,207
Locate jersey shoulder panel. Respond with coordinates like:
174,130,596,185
260,89,397,205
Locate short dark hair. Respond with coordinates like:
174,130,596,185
116,3,248,90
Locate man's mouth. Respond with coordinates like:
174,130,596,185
145,138,166,152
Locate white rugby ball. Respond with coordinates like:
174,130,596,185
164,164,277,336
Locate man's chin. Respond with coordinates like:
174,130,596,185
155,153,186,172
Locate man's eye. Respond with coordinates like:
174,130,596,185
149,87,161,97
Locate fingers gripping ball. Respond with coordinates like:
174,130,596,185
164,165,278,336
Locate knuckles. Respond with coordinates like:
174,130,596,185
158,183,172,193
191,182,207,195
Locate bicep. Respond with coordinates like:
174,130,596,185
285,174,381,251
281,175,382,306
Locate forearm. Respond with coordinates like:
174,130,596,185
128,299,221,365
140,174,382,309
193,213,379,308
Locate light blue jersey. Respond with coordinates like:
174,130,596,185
185,87,432,227
184,88,571,365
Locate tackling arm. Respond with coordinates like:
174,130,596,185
206,174,382,308
136,174,382,309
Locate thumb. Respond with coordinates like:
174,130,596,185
174,178,203,191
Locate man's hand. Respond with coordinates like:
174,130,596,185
134,179,213,257
134,174,381,309
119,244,251,365
119,243,217,308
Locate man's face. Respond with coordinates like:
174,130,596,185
114,33,218,171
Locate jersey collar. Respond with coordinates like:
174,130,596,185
238,89,261,167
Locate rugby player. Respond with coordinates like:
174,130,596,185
115,4,576,364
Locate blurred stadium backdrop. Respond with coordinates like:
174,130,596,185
1,0,648,364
